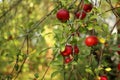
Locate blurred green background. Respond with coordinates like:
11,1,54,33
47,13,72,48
0,0,57,80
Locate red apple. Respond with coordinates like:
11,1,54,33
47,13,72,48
56,9,69,22
83,3,93,13
118,63,120,71
61,50,70,56
75,11,86,20
74,45,79,54
64,56,72,64
61,45,73,56
65,45,73,54
85,36,98,47
117,45,120,55
100,76,108,80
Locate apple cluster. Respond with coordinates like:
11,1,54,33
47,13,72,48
56,3,99,47
56,3,100,63
75,3,93,20
56,2,120,79
60,36,99,64
60,44,79,64
56,3,93,22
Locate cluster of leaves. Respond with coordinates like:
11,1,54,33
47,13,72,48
50,0,120,80
0,0,120,80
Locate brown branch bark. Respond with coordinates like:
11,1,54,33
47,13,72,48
28,6,59,33
41,53,57,80
115,1,120,45
99,7,120,16
10,37,27,74
106,0,120,18
13,35,29,80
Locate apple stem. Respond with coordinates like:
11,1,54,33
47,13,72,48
98,46,105,67
62,56,66,80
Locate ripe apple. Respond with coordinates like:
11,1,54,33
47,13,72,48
74,45,79,54
117,44,120,55
100,76,108,80
64,56,72,64
61,45,73,56
83,3,93,13
118,63,120,71
75,11,86,20
61,50,70,56
65,45,73,54
85,36,98,47
56,9,69,22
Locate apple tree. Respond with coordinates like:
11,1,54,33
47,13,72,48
0,0,120,80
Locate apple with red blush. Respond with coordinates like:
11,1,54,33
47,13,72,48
56,9,70,22
85,36,98,47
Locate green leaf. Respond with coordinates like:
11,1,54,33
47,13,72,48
34,73,39,78
82,78,87,80
51,70,61,79
110,46,120,51
85,68,94,75
15,64,19,71
94,67,103,75
84,0,90,3
87,25,93,30
51,60,62,66
39,47,53,55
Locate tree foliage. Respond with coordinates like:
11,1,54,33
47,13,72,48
0,0,120,80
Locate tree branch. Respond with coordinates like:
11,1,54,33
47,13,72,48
28,6,59,33
13,35,29,80
41,52,58,80
10,37,27,75
99,7,120,16
110,18,120,34
106,0,120,18
0,0,22,20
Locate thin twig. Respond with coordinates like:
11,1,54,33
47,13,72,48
98,46,104,67
63,62,65,80
11,37,27,74
68,0,77,10
75,0,84,13
13,35,29,80
65,25,81,44
99,7,120,16
106,0,119,18
28,6,59,33
41,62,51,80
110,18,120,34
41,53,57,80
99,0,102,6
28,0,78,34
0,0,22,20
68,66,74,80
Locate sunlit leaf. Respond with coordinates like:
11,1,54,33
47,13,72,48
51,70,61,79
